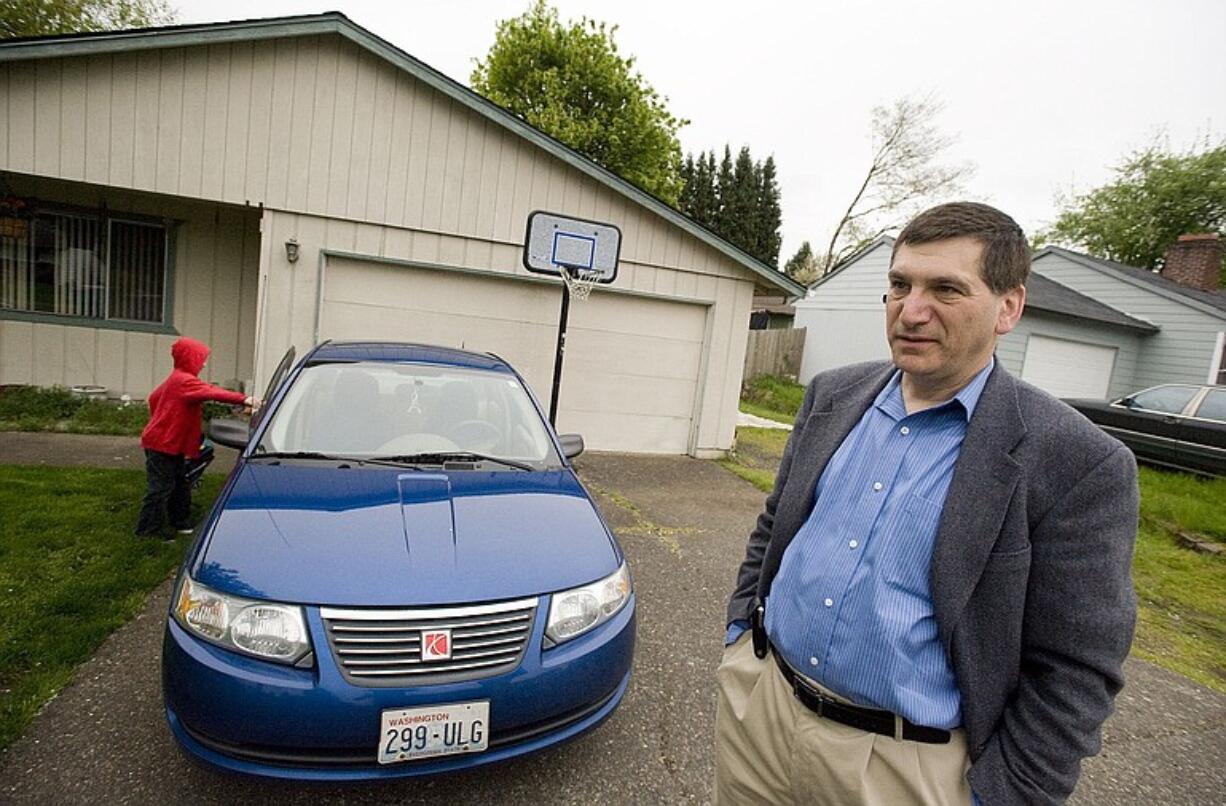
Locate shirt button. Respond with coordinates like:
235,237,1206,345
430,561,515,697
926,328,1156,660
849,540,859,549
809,656,819,667
872,482,883,492
900,426,910,435
824,598,834,607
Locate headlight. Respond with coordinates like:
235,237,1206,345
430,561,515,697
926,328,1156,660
173,576,312,665
545,562,632,646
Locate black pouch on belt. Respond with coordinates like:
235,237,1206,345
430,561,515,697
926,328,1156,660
750,604,768,659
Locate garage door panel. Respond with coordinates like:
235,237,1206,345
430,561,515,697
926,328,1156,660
561,374,697,418
563,332,704,380
1021,335,1116,399
576,293,706,340
559,411,691,455
320,259,708,454
327,259,556,322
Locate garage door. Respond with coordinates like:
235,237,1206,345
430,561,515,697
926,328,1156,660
1020,335,1117,399
318,258,708,453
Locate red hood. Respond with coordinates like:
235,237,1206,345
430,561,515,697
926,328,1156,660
171,337,209,376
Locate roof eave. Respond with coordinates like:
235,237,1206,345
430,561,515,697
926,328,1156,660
1034,246,1226,322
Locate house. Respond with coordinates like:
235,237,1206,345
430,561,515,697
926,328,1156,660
794,234,1226,398
749,293,795,330
0,13,803,456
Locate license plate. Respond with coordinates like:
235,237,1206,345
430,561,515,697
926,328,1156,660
378,701,489,764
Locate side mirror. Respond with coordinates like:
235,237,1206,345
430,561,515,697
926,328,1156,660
208,417,251,450
1117,396,1135,408
558,433,585,460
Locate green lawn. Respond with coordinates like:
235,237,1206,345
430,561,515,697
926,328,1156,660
739,375,804,425
722,413,1226,694
0,466,224,751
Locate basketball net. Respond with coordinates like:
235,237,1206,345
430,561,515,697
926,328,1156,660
559,265,603,302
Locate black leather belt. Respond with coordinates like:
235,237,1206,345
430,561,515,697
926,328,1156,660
771,648,951,744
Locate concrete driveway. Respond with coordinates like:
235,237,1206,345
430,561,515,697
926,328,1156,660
0,438,1223,804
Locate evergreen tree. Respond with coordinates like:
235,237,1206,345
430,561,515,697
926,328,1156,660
755,156,783,266
678,145,783,266
784,241,819,285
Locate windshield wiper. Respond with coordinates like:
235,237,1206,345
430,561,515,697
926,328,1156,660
249,451,425,469
369,452,535,471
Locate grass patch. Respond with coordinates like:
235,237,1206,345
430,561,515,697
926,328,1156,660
719,427,789,494
740,375,804,423
1135,466,1226,543
718,426,1226,692
0,465,224,751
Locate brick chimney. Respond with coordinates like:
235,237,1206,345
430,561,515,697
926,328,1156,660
1162,233,1222,292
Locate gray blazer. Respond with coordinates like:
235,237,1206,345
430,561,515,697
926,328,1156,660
727,360,1138,805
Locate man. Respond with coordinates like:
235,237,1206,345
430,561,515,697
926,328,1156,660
717,202,1137,805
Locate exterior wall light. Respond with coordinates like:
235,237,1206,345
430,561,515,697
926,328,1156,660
285,238,300,263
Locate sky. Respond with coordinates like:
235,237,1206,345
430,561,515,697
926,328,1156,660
173,0,1226,265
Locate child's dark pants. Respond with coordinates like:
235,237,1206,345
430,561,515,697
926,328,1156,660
135,449,190,536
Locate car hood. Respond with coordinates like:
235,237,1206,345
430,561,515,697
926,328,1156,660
194,463,619,606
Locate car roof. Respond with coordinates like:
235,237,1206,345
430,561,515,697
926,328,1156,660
307,341,513,372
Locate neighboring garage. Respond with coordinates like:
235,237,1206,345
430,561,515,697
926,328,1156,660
319,256,709,453
1018,335,1117,399
0,13,804,456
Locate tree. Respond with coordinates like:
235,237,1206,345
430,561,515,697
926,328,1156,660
784,241,819,285
471,1,687,205
1041,137,1226,286
1,0,175,38
820,94,972,275
678,145,783,266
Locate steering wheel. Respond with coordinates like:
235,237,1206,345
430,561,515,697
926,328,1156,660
447,419,503,453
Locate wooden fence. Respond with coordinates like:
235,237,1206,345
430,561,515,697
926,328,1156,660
743,328,806,382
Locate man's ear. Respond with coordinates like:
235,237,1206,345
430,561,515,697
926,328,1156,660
995,285,1026,336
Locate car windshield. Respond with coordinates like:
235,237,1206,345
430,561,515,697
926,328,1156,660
256,361,558,467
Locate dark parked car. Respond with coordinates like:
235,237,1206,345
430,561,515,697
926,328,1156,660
1064,383,1226,476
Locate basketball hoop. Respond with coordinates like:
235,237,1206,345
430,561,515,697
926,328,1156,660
559,265,603,302
522,211,623,425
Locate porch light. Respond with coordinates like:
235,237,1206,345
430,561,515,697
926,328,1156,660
285,238,300,263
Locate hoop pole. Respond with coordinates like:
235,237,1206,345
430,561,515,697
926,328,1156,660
548,274,571,426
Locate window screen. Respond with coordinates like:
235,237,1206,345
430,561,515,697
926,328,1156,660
0,207,167,324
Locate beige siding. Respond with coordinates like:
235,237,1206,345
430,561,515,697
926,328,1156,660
0,176,259,398
1,37,753,286
1,33,780,452
253,209,754,454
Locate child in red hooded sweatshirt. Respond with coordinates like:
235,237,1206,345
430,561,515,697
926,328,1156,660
135,337,258,538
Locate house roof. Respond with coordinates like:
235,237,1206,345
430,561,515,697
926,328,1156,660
0,13,804,298
1034,246,1226,321
803,236,896,294
1024,273,1158,333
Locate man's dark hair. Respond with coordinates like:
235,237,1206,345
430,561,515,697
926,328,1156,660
892,202,1030,293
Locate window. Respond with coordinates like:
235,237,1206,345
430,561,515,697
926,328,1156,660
0,205,168,325
1129,385,1200,416
1195,390,1226,424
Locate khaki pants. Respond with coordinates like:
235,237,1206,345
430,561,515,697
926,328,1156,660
714,634,973,805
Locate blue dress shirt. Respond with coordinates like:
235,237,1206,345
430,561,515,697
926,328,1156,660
733,359,994,732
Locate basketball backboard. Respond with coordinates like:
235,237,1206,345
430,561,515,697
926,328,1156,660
522,211,620,283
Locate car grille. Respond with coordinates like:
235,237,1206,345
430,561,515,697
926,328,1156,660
320,597,538,686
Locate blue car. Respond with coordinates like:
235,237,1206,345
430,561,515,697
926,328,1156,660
162,342,635,780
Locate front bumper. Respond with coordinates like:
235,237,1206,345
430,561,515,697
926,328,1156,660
162,594,635,780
